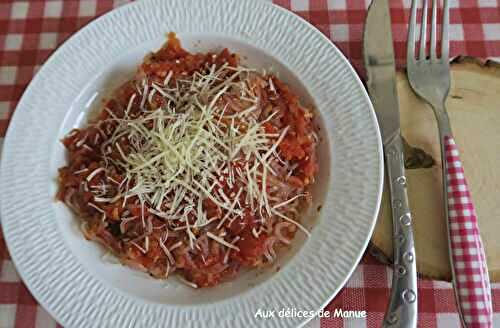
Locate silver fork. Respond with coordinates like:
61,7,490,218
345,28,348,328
406,1,493,327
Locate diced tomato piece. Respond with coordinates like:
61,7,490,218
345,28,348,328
129,205,150,217
227,211,258,235
279,138,306,160
262,122,276,134
233,230,268,265
203,198,221,219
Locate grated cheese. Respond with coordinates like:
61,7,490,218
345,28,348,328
207,232,240,251
92,63,312,249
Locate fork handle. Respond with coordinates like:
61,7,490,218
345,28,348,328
437,113,493,328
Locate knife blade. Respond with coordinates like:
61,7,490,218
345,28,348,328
364,0,400,145
363,1,418,327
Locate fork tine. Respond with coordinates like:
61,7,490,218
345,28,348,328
430,0,437,60
442,0,450,60
407,0,418,62
419,0,429,60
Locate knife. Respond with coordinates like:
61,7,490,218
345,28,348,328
363,1,418,327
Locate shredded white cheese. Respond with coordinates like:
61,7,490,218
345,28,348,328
92,64,311,248
207,232,240,251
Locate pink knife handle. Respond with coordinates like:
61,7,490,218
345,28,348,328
444,136,492,327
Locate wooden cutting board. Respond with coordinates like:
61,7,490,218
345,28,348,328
371,57,500,282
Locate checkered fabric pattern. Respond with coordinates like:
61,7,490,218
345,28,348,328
445,136,493,327
1,1,499,327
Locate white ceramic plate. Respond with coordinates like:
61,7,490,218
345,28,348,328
0,1,383,327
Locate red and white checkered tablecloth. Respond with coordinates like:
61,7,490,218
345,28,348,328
0,1,499,327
